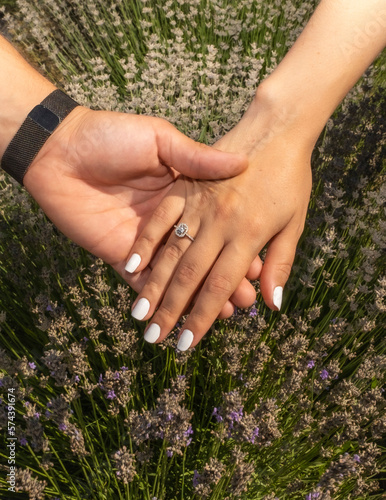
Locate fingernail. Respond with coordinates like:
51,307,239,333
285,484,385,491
144,323,160,343
131,298,150,320
177,329,194,351
125,253,141,273
273,286,283,311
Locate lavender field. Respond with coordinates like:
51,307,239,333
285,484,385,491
0,1,385,499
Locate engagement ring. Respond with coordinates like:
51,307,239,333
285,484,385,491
174,223,195,242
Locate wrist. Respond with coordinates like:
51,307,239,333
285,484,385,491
0,83,56,159
1,90,84,186
22,105,91,193
250,79,326,152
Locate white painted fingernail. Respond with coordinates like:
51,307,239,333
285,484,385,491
131,298,150,320
273,286,283,311
125,253,141,273
144,323,160,343
177,329,194,351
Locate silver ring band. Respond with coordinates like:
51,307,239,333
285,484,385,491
174,223,195,242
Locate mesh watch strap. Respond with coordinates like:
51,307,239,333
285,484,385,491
1,90,80,185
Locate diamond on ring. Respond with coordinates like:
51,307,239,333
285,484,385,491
174,223,195,241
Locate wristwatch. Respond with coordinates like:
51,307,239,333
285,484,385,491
1,89,79,185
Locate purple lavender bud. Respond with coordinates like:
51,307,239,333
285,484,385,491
193,470,200,488
106,390,116,400
305,495,312,500
83,337,89,342
249,427,259,444
45,410,51,417
166,449,173,457
28,362,36,370
159,431,164,439
25,401,30,407
114,372,120,379
166,413,173,421
74,375,80,383
120,366,128,371
353,454,360,463
307,360,315,369
20,438,28,445
312,493,320,498
186,438,192,446
98,374,103,383
34,412,40,419
59,423,67,431
249,308,257,317
233,307,238,316
46,304,53,312
47,401,52,407
320,369,329,380
184,425,194,436
229,409,243,422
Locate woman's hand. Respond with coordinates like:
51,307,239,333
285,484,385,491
126,95,313,349
22,107,259,316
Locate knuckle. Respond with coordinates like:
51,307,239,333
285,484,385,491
213,198,235,220
141,278,161,297
156,301,175,321
275,262,293,280
152,203,172,226
140,233,156,248
206,273,233,297
188,308,211,326
175,262,200,287
213,189,242,221
164,243,184,263
247,219,262,239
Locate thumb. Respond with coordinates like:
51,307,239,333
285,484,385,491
259,228,299,311
157,120,248,179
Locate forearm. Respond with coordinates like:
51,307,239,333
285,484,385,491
251,0,386,149
0,35,56,158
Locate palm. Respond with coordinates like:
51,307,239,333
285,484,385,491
24,109,181,276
